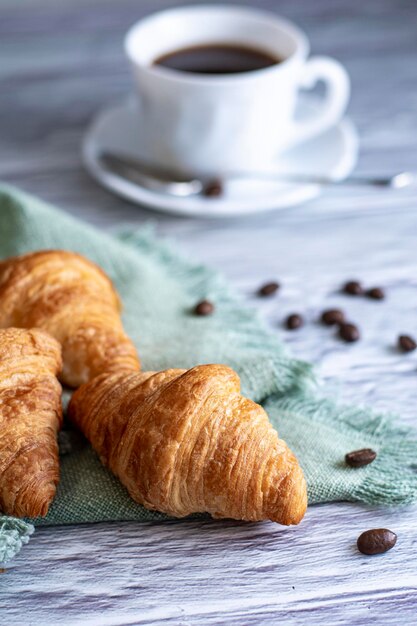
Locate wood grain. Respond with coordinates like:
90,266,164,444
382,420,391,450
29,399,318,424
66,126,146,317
3,504,417,626
1,0,417,624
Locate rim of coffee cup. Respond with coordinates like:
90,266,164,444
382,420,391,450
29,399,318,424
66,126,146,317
124,4,309,85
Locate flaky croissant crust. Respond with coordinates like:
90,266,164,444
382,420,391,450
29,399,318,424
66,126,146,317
0,328,63,518
0,250,140,387
69,364,307,525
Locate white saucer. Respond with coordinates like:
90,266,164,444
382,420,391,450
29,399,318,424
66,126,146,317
83,99,358,218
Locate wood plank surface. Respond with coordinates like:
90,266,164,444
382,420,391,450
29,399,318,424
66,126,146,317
0,1,417,624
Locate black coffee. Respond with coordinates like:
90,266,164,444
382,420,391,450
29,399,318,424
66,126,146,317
153,43,280,75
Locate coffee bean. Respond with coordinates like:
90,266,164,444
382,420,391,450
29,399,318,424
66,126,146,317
343,280,363,296
258,281,280,297
357,529,397,555
321,308,345,326
285,313,304,330
203,179,223,198
338,322,360,342
194,300,214,316
366,287,385,300
398,334,417,352
345,448,377,468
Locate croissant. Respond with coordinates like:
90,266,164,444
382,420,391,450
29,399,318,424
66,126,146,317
0,250,140,387
68,364,307,525
0,327,62,518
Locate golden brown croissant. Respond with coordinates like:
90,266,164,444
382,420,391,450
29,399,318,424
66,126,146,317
0,327,63,518
0,250,140,387
68,364,307,525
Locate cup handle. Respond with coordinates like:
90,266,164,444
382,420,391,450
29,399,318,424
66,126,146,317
288,56,350,147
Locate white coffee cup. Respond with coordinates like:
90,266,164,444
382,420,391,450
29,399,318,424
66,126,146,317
125,5,350,173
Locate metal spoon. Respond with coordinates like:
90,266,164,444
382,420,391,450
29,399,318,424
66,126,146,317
99,151,414,198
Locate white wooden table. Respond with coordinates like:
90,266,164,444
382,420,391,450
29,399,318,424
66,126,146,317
1,1,417,624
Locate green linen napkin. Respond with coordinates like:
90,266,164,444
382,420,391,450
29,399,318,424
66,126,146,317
0,184,416,563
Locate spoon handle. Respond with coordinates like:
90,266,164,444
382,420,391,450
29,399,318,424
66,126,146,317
249,172,413,188
99,151,414,194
